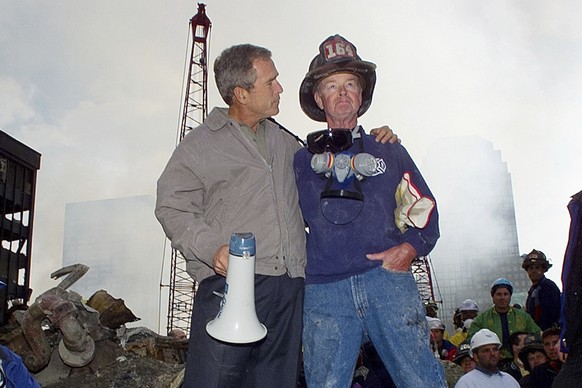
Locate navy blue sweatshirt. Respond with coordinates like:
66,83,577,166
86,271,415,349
294,127,440,284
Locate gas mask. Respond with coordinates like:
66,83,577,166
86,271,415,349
306,128,386,224
311,152,383,185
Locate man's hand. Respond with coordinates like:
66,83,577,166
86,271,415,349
213,244,229,277
370,125,400,144
366,242,417,272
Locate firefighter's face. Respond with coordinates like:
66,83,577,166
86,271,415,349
526,263,545,283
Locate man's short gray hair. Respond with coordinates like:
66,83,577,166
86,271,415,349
214,44,272,105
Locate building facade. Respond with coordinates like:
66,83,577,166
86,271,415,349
421,136,530,331
63,195,167,333
0,130,40,326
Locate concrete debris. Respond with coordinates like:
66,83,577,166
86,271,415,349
87,290,140,330
50,264,90,291
35,340,185,388
0,264,187,387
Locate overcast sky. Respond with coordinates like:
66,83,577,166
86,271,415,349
1,1,581,305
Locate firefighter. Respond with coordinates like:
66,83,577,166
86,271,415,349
521,249,561,330
453,343,476,373
518,333,558,387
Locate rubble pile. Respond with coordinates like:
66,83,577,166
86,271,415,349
0,264,187,387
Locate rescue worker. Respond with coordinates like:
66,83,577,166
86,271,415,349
294,34,446,388
450,299,479,346
459,299,479,322
541,326,563,372
521,249,561,330
425,300,439,318
429,317,456,361
454,329,519,388
453,343,477,374
500,331,529,382
518,334,558,387
467,278,540,360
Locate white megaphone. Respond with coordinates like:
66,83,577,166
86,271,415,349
206,232,268,343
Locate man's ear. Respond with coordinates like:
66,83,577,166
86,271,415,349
472,352,479,364
314,92,324,110
233,86,248,105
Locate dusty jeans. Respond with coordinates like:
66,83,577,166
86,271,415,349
303,266,446,388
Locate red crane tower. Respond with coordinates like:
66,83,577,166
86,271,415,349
166,3,211,334
412,255,439,305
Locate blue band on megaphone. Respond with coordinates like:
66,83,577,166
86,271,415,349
229,232,256,256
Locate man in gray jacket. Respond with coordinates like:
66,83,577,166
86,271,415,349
156,44,307,388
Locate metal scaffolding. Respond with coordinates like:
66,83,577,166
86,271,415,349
166,3,211,335
411,255,438,305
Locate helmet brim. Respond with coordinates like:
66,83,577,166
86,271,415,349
522,259,552,271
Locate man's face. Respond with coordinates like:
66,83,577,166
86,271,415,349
430,329,444,344
245,58,283,120
543,334,560,361
527,350,548,370
461,310,478,321
474,344,500,372
314,72,363,125
460,357,476,373
492,288,512,312
512,333,528,358
526,263,545,284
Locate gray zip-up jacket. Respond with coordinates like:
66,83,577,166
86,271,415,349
155,107,306,283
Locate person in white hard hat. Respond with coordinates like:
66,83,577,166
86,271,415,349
459,299,479,321
455,329,519,387
428,317,456,361
450,299,479,346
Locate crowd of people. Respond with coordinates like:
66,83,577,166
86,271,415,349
451,249,563,387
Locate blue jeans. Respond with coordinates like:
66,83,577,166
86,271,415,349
303,266,446,388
